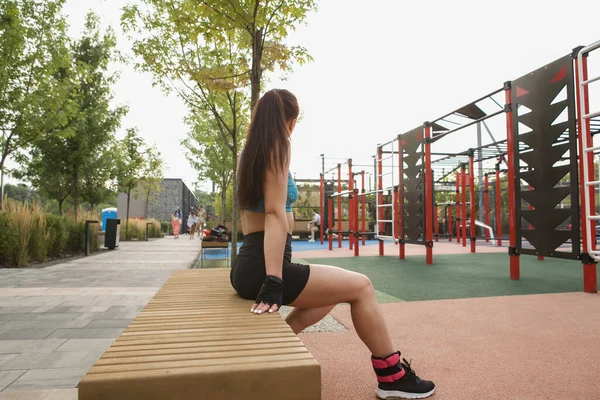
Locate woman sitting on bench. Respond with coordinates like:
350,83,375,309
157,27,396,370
231,89,435,399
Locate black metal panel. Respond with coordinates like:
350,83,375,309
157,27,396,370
511,54,580,259
399,126,425,245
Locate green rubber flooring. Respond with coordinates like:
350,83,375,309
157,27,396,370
303,253,599,303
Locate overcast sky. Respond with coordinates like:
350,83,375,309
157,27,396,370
19,0,600,193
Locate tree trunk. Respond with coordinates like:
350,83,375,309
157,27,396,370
0,165,4,211
250,29,263,113
58,199,64,216
231,141,239,261
126,188,131,241
220,180,227,225
144,188,150,220
72,170,79,220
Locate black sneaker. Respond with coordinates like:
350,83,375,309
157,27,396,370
376,358,435,399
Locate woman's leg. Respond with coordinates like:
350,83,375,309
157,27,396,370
289,264,394,358
285,305,335,334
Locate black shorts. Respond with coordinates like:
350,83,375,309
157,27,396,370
230,231,310,305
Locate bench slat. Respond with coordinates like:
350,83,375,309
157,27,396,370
78,268,321,400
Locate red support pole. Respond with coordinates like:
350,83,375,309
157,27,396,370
394,188,399,242
434,204,439,242
484,174,490,242
461,164,467,248
328,196,333,251
455,172,461,244
495,163,502,247
353,190,359,257
447,206,453,242
361,171,366,245
378,147,384,256
469,153,476,253
320,173,324,245
424,125,433,264
348,159,354,251
575,55,597,293
398,137,405,259
505,82,520,280
337,163,342,249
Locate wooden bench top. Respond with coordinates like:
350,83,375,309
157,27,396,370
78,269,321,400
201,241,230,248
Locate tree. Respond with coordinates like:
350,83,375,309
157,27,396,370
139,144,164,219
116,128,146,240
122,6,256,259
0,0,75,210
15,13,127,216
183,109,245,225
173,0,317,111
2,183,37,203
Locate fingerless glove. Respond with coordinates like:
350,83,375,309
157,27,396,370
255,275,284,310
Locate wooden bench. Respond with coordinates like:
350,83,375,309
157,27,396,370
78,269,321,400
200,241,230,268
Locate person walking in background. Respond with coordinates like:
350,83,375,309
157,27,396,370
187,211,197,239
197,205,207,239
171,211,181,239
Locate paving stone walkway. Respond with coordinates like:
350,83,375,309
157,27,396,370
0,237,201,398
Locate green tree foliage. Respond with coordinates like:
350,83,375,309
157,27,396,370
116,128,146,240
16,13,127,216
2,182,37,203
140,144,165,219
0,0,75,210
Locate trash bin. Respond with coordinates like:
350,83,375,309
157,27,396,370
101,207,117,231
105,218,121,250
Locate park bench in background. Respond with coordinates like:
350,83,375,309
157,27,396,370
78,269,321,400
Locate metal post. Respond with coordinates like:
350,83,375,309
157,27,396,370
496,162,502,247
461,163,467,248
469,151,476,253
353,190,359,257
424,124,433,264
574,53,597,293
447,205,453,242
398,136,405,259
337,163,342,249
328,196,333,251
361,171,366,245
505,81,520,280
484,174,490,242
434,204,439,242
477,122,484,237
348,160,354,251
455,172,460,244
377,146,384,256
320,173,324,244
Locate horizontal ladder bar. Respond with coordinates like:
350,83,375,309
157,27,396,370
585,180,600,186
584,144,600,153
377,220,394,223
586,215,600,220
377,172,393,177
583,75,600,86
583,110,600,120
377,204,393,207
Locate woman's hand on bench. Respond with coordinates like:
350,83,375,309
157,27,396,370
251,275,283,314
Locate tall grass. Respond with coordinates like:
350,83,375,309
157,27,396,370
0,197,101,268
120,218,163,241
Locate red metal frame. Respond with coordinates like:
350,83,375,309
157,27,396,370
495,163,502,247
484,174,490,243
575,55,597,293
424,125,433,264
398,137,405,259
469,154,476,253
505,83,520,280
348,159,354,251
455,172,461,244
353,190,359,257
394,188,399,243
328,196,333,251
337,163,342,249
461,165,467,248
361,171,366,245
378,147,384,256
319,173,324,244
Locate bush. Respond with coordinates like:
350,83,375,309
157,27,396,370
120,218,163,241
161,221,171,235
65,219,86,255
0,212,17,266
5,199,33,267
46,214,68,259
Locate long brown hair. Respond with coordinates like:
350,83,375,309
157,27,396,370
238,89,299,209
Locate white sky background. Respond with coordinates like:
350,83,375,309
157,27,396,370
9,0,600,193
